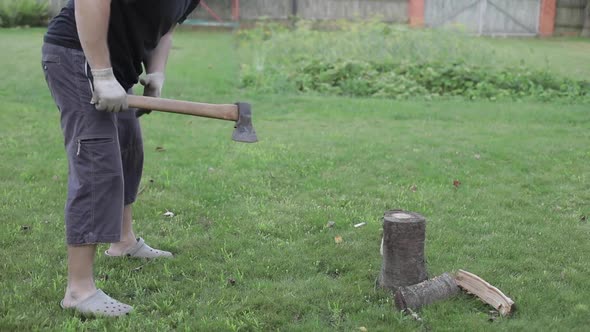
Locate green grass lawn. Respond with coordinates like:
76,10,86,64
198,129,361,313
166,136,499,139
1,28,589,331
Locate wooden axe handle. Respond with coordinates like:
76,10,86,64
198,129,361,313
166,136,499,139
127,95,238,121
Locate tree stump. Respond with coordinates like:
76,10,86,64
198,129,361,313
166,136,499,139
378,210,428,292
394,273,460,311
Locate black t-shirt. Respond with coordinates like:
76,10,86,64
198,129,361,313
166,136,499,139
44,0,199,90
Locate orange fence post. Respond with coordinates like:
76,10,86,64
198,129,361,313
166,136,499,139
408,0,425,27
538,0,556,37
232,0,240,21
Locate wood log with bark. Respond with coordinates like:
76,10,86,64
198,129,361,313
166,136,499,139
391,270,515,317
394,273,460,311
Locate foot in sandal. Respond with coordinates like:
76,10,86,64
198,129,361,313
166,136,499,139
61,289,133,317
105,237,173,258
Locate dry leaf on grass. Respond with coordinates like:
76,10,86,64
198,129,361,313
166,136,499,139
334,236,343,244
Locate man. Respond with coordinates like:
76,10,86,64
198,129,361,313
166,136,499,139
41,0,200,317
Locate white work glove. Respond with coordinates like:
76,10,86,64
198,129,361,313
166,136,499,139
90,68,128,112
136,72,165,117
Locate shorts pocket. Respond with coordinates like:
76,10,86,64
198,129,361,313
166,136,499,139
41,54,61,103
41,54,60,75
42,54,60,65
75,136,121,176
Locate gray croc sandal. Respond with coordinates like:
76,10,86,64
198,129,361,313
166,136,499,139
60,289,133,317
105,237,173,258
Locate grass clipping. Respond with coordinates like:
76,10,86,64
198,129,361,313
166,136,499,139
238,20,589,102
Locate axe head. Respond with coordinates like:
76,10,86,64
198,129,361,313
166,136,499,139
232,102,258,143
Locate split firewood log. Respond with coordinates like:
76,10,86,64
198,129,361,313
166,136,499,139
455,269,515,316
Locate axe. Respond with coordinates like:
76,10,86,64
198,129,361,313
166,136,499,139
127,95,258,143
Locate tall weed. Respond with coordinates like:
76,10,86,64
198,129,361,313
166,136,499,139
238,20,589,101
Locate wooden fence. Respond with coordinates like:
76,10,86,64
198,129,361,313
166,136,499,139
288,0,407,22
189,0,407,22
46,0,587,36
48,0,408,23
555,0,586,35
424,0,542,36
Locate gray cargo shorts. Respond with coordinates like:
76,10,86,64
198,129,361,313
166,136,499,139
41,43,144,245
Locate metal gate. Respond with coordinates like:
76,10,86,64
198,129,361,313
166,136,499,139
425,0,542,36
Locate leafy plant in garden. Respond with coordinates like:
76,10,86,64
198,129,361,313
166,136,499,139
0,0,49,28
238,20,590,102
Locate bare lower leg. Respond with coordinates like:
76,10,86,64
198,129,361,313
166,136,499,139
62,244,97,307
107,204,137,255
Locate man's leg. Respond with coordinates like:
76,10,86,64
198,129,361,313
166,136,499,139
106,105,141,255
62,245,96,307
105,105,172,258
63,244,133,317
43,43,129,314
106,204,136,255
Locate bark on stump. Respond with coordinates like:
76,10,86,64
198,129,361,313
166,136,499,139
394,273,460,311
378,210,428,292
